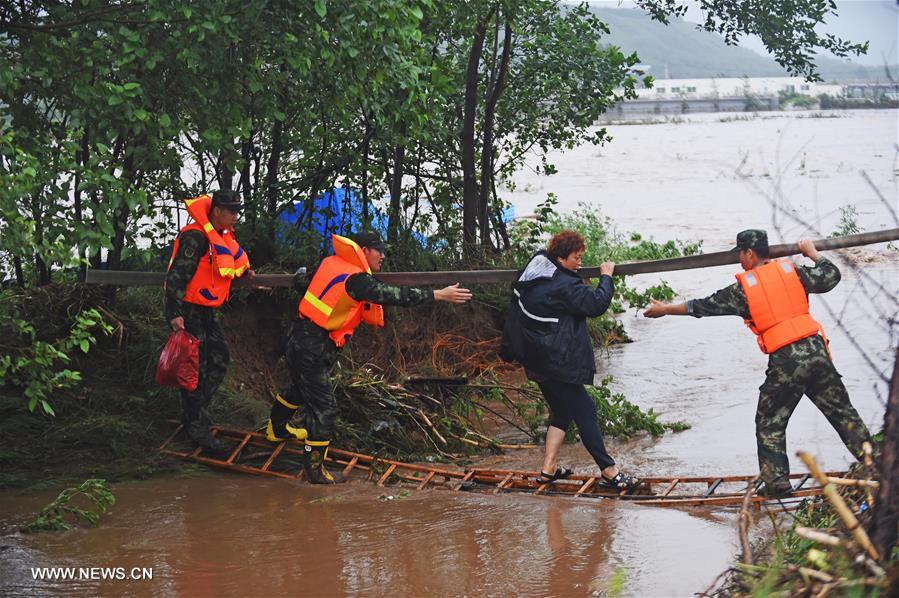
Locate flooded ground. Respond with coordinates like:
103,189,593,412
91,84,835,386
0,476,737,597
1,110,896,596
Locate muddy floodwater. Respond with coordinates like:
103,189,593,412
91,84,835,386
1,110,896,596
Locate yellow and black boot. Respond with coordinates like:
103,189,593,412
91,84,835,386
265,395,308,442
303,441,345,484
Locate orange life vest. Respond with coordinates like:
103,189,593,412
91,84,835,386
735,259,823,354
165,195,250,308
298,234,385,347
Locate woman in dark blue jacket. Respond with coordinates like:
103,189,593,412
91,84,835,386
501,230,639,490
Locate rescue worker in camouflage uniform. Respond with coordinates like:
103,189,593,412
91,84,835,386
643,229,871,497
266,231,472,483
165,191,254,451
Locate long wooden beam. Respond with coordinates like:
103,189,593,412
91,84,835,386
85,228,898,288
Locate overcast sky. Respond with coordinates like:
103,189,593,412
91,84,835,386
585,0,898,66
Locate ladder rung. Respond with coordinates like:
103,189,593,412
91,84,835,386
377,464,398,487
342,456,360,477
704,478,723,497
260,443,286,471
792,474,811,491
158,424,184,451
660,479,680,497
226,434,252,465
453,470,475,491
418,471,436,490
576,477,597,496
494,472,515,494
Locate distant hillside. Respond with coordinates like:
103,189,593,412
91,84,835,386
586,7,894,82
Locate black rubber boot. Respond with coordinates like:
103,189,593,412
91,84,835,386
266,396,308,442
303,441,345,484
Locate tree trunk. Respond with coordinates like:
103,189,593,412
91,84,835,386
461,6,495,255
388,128,406,243
491,174,511,250
239,133,253,209
265,119,284,222
361,130,370,226
31,193,50,285
108,148,137,271
75,130,89,281
13,254,24,287
215,149,233,190
478,15,512,252
871,345,899,560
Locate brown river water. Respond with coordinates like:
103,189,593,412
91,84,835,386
1,110,896,597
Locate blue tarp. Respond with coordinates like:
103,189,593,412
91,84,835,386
278,187,515,249
278,187,387,241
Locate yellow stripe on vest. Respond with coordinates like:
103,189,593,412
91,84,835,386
303,291,333,316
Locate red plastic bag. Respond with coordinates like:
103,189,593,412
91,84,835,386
155,330,200,391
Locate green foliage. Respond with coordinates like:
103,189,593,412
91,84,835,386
514,376,688,440
547,202,701,310
587,376,688,438
778,91,818,109
1,0,840,282
0,292,112,415
21,479,115,533
831,204,863,238
737,497,892,596
607,567,628,597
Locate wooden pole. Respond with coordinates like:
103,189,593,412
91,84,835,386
85,228,899,288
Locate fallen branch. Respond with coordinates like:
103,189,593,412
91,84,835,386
798,451,881,561
795,565,834,583
794,526,848,548
739,475,758,566
826,477,880,489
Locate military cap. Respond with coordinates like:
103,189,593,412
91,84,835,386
732,229,768,252
351,231,387,252
211,190,243,211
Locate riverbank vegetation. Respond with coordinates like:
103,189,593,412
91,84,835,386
0,205,693,490
709,450,897,596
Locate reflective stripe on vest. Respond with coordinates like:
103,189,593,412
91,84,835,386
736,260,823,354
298,234,385,347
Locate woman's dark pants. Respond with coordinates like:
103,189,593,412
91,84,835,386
538,379,616,469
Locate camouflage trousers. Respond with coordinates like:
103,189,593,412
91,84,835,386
179,305,230,430
283,319,339,441
755,336,871,489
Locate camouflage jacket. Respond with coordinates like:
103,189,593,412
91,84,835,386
344,273,434,306
291,267,434,307
686,256,841,320
164,230,209,321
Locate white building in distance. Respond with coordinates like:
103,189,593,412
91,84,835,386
637,77,844,100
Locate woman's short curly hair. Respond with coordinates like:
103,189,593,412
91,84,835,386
546,230,586,261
